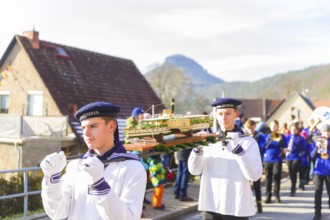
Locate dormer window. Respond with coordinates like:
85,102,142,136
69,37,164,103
55,47,69,59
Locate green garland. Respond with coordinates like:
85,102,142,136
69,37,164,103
205,135,217,143
153,136,217,154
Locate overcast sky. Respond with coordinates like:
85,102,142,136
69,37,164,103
1,0,330,82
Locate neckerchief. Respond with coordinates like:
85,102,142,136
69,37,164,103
83,141,139,163
218,125,244,150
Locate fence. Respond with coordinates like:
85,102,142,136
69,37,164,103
0,166,44,218
0,164,178,219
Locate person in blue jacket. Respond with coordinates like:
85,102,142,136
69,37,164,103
244,119,266,213
300,117,320,183
262,120,287,204
311,122,330,220
298,135,311,191
285,123,306,197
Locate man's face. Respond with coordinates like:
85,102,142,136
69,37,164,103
246,124,256,134
216,108,238,131
308,119,315,127
290,125,299,135
81,117,115,155
135,113,144,122
270,121,278,132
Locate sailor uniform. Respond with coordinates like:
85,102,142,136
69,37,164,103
189,98,262,217
42,101,147,220
188,131,262,217
42,144,146,220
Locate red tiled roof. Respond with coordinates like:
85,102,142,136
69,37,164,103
313,100,330,108
17,35,164,118
266,99,284,118
16,35,164,142
238,98,284,121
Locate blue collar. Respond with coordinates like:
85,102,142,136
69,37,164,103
83,141,138,162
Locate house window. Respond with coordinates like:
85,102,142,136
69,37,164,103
55,47,69,60
28,91,43,116
291,106,300,121
0,91,9,113
67,103,78,116
56,47,68,56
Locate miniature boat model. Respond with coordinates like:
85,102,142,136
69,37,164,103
124,113,212,140
123,101,215,153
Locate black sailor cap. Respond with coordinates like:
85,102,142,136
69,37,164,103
74,101,120,121
211,98,242,109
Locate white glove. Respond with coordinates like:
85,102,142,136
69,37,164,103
40,151,66,177
193,145,203,155
226,132,239,147
80,156,104,184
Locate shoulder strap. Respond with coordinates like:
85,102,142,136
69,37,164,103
265,134,272,149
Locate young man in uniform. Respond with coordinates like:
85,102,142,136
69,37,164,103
40,102,146,220
188,98,263,220
311,122,330,220
262,120,287,204
285,122,307,197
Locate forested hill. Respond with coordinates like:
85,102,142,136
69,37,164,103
147,54,224,86
145,54,330,113
205,64,330,102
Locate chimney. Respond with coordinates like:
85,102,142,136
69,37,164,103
23,30,40,49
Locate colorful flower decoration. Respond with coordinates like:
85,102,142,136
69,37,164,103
0,66,13,86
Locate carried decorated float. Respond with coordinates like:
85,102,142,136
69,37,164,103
123,100,218,154
124,110,212,139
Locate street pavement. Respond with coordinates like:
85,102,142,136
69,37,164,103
142,165,330,220
141,181,200,220
250,176,330,220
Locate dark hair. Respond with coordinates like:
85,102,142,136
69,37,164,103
101,117,117,127
289,122,299,129
244,119,256,128
272,120,279,126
